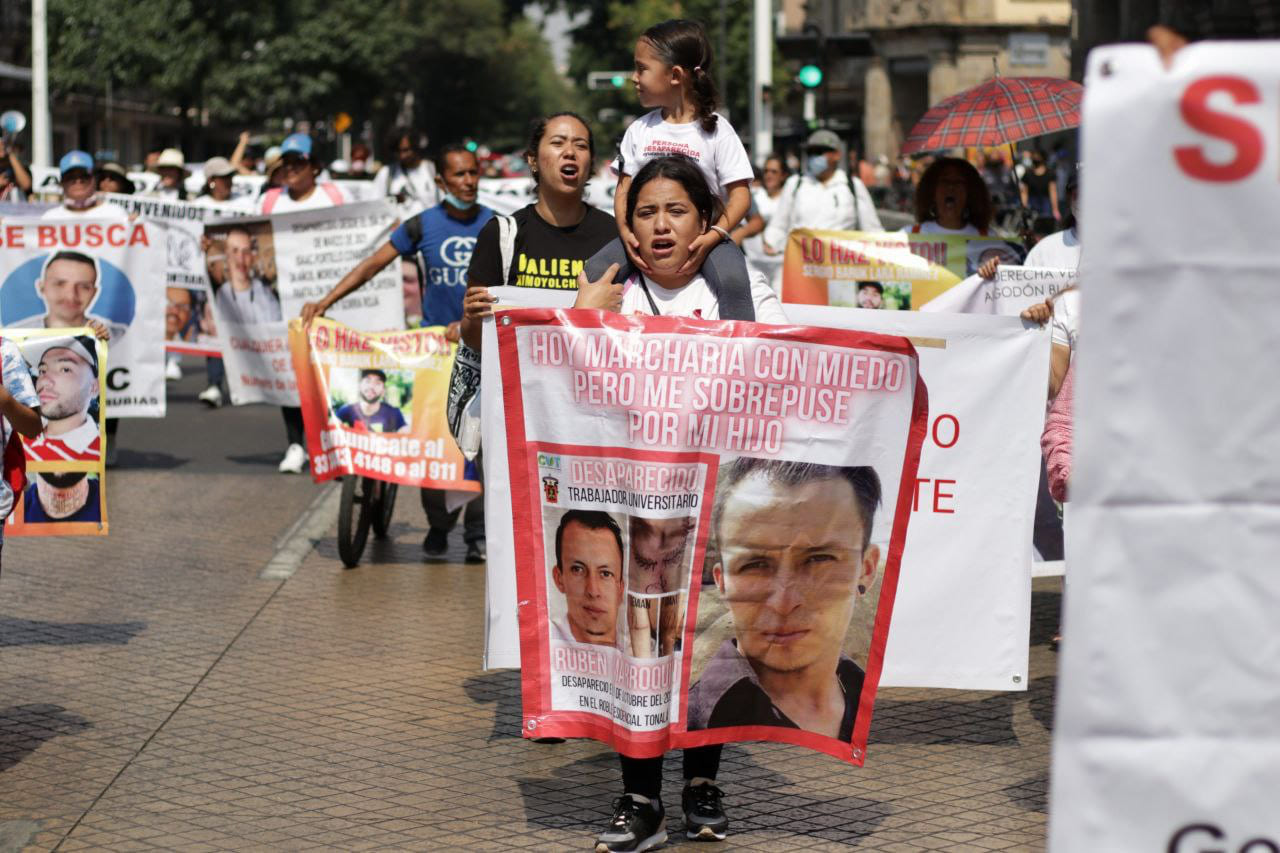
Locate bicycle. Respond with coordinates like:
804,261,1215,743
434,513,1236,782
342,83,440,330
336,474,399,568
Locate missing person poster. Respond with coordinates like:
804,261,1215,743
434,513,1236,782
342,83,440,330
0,218,165,417
921,266,1075,317
496,307,927,764
203,200,403,406
1050,43,1280,851
2,327,108,536
781,229,1024,310
288,316,479,493
102,193,247,357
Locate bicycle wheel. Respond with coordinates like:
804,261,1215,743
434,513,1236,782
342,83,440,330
372,482,398,538
337,476,374,568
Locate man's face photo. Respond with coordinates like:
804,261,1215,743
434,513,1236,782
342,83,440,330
857,284,883,310
359,372,386,406
714,472,879,675
165,287,192,339
36,346,97,424
629,516,694,594
552,518,625,646
37,257,98,325
225,229,255,289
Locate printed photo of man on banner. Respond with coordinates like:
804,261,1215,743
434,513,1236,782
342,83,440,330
497,308,928,764
102,193,246,358
0,219,165,417
203,201,402,406
3,328,109,536
781,229,1024,310
288,316,478,493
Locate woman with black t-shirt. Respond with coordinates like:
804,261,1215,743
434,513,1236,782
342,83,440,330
461,113,619,348
1019,151,1059,222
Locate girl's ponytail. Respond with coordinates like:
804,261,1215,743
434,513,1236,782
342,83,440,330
642,19,720,133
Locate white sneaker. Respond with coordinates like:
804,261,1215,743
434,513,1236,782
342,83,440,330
197,385,223,408
165,357,183,381
278,443,307,474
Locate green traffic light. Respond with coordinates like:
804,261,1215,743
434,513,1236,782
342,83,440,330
798,65,823,88
465,140,478,152
611,75,626,88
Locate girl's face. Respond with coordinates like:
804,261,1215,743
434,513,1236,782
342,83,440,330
633,38,680,109
530,116,591,196
630,176,706,275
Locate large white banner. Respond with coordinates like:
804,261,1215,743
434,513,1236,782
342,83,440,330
203,200,403,406
1050,42,1280,851
0,218,166,417
482,289,1048,690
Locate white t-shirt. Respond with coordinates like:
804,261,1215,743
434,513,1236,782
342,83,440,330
764,171,882,251
372,160,439,214
897,220,981,236
216,278,282,325
619,268,787,324
1051,287,1079,350
612,109,753,202
255,183,349,215
1025,227,1081,270
41,201,130,222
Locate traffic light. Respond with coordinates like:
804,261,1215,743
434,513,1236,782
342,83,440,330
587,71,632,91
797,64,824,88
465,140,478,152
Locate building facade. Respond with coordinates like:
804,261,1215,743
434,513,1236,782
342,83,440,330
779,0,1072,158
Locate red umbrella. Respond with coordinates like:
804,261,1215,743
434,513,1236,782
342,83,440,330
901,76,1083,155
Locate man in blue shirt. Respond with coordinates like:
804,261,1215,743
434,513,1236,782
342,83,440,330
300,144,491,563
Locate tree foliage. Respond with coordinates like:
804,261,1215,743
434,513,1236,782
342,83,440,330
46,0,573,151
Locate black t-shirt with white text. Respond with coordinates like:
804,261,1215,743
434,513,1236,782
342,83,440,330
466,204,617,290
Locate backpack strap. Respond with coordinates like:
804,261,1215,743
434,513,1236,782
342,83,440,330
320,183,345,205
700,241,755,322
261,186,283,214
583,239,636,292
496,215,518,286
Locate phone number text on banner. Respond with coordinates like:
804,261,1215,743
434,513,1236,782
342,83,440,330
497,307,928,764
290,317,478,491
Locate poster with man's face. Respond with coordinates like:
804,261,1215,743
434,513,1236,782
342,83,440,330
101,194,246,357
501,309,926,763
2,327,109,537
0,218,165,417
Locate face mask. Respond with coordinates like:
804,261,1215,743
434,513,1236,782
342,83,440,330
64,192,100,210
443,192,476,211
807,154,830,176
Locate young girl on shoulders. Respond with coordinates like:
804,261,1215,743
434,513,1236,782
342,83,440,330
612,19,754,276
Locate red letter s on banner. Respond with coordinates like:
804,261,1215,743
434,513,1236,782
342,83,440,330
1173,76,1264,182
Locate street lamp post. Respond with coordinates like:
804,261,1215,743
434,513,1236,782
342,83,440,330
31,0,52,166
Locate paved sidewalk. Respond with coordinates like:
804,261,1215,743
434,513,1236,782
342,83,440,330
1,378,1059,851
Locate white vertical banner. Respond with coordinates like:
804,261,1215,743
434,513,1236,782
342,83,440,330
1050,42,1280,851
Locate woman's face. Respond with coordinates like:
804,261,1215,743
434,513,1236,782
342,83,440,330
763,158,785,194
933,165,968,222
630,176,706,275
530,116,591,197
209,175,233,200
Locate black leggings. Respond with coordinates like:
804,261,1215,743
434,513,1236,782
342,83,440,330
618,745,722,800
281,406,305,446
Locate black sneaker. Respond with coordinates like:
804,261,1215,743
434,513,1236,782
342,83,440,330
682,782,728,841
595,795,666,852
465,540,487,564
423,528,448,556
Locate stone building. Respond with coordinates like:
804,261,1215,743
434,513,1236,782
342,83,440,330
778,0,1072,158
